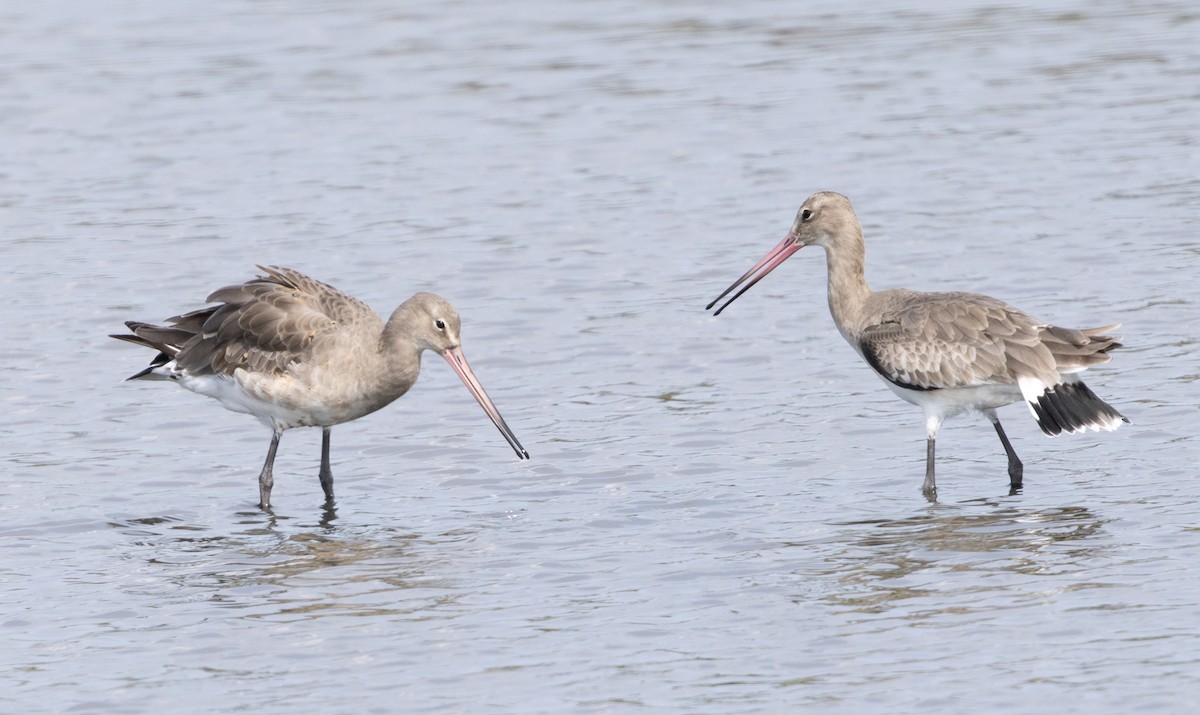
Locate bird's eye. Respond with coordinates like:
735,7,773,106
801,209,813,222
435,319,446,330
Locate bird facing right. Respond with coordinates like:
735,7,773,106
707,191,1128,499
112,266,529,510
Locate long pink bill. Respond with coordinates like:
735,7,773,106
441,346,530,459
706,233,803,315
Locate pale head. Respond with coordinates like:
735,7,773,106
706,191,861,315
403,292,465,355
786,191,861,251
393,292,530,460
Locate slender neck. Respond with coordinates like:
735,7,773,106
822,230,872,343
379,308,424,395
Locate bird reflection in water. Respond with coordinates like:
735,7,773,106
113,513,461,621
817,503,1106,614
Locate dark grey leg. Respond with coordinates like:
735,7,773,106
319,427,335,503
984,409,1023,491
922,436,938,500
259,429,282,510
993,420,1023,489
922,415,941,501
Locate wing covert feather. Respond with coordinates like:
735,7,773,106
174,266,371,378
857,292,1057,390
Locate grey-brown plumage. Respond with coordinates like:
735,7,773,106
854,290,1125,436
708,192,1127,499
113,266,529,510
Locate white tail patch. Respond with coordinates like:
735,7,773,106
1017,376,1050,423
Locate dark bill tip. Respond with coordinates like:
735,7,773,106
706,234,802,316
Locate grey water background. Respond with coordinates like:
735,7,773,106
2,0,1198,712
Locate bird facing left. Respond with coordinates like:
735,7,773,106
111,265,529,510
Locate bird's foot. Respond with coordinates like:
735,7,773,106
1008,463,1024,492
318,469,334,503
921,470,938,503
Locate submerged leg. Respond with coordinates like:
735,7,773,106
984,409,1023,491
922,414,942,501
259,429,282,510
319,427,335,503
924,438,937,499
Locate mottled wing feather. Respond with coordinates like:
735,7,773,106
257,266,378,334
173,266,367,378
859,292,1058,390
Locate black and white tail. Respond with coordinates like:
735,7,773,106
1018,323,1128,437
109,308,215,381
1025,379,1128,437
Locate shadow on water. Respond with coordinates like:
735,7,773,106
109,506,468,622
817,499,1109,615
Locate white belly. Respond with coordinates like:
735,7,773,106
176,370,334,430
880,376,1022,419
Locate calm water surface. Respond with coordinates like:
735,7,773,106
2,0,1198,712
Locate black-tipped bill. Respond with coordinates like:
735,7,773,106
441,346,530,459
706,233,803,315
